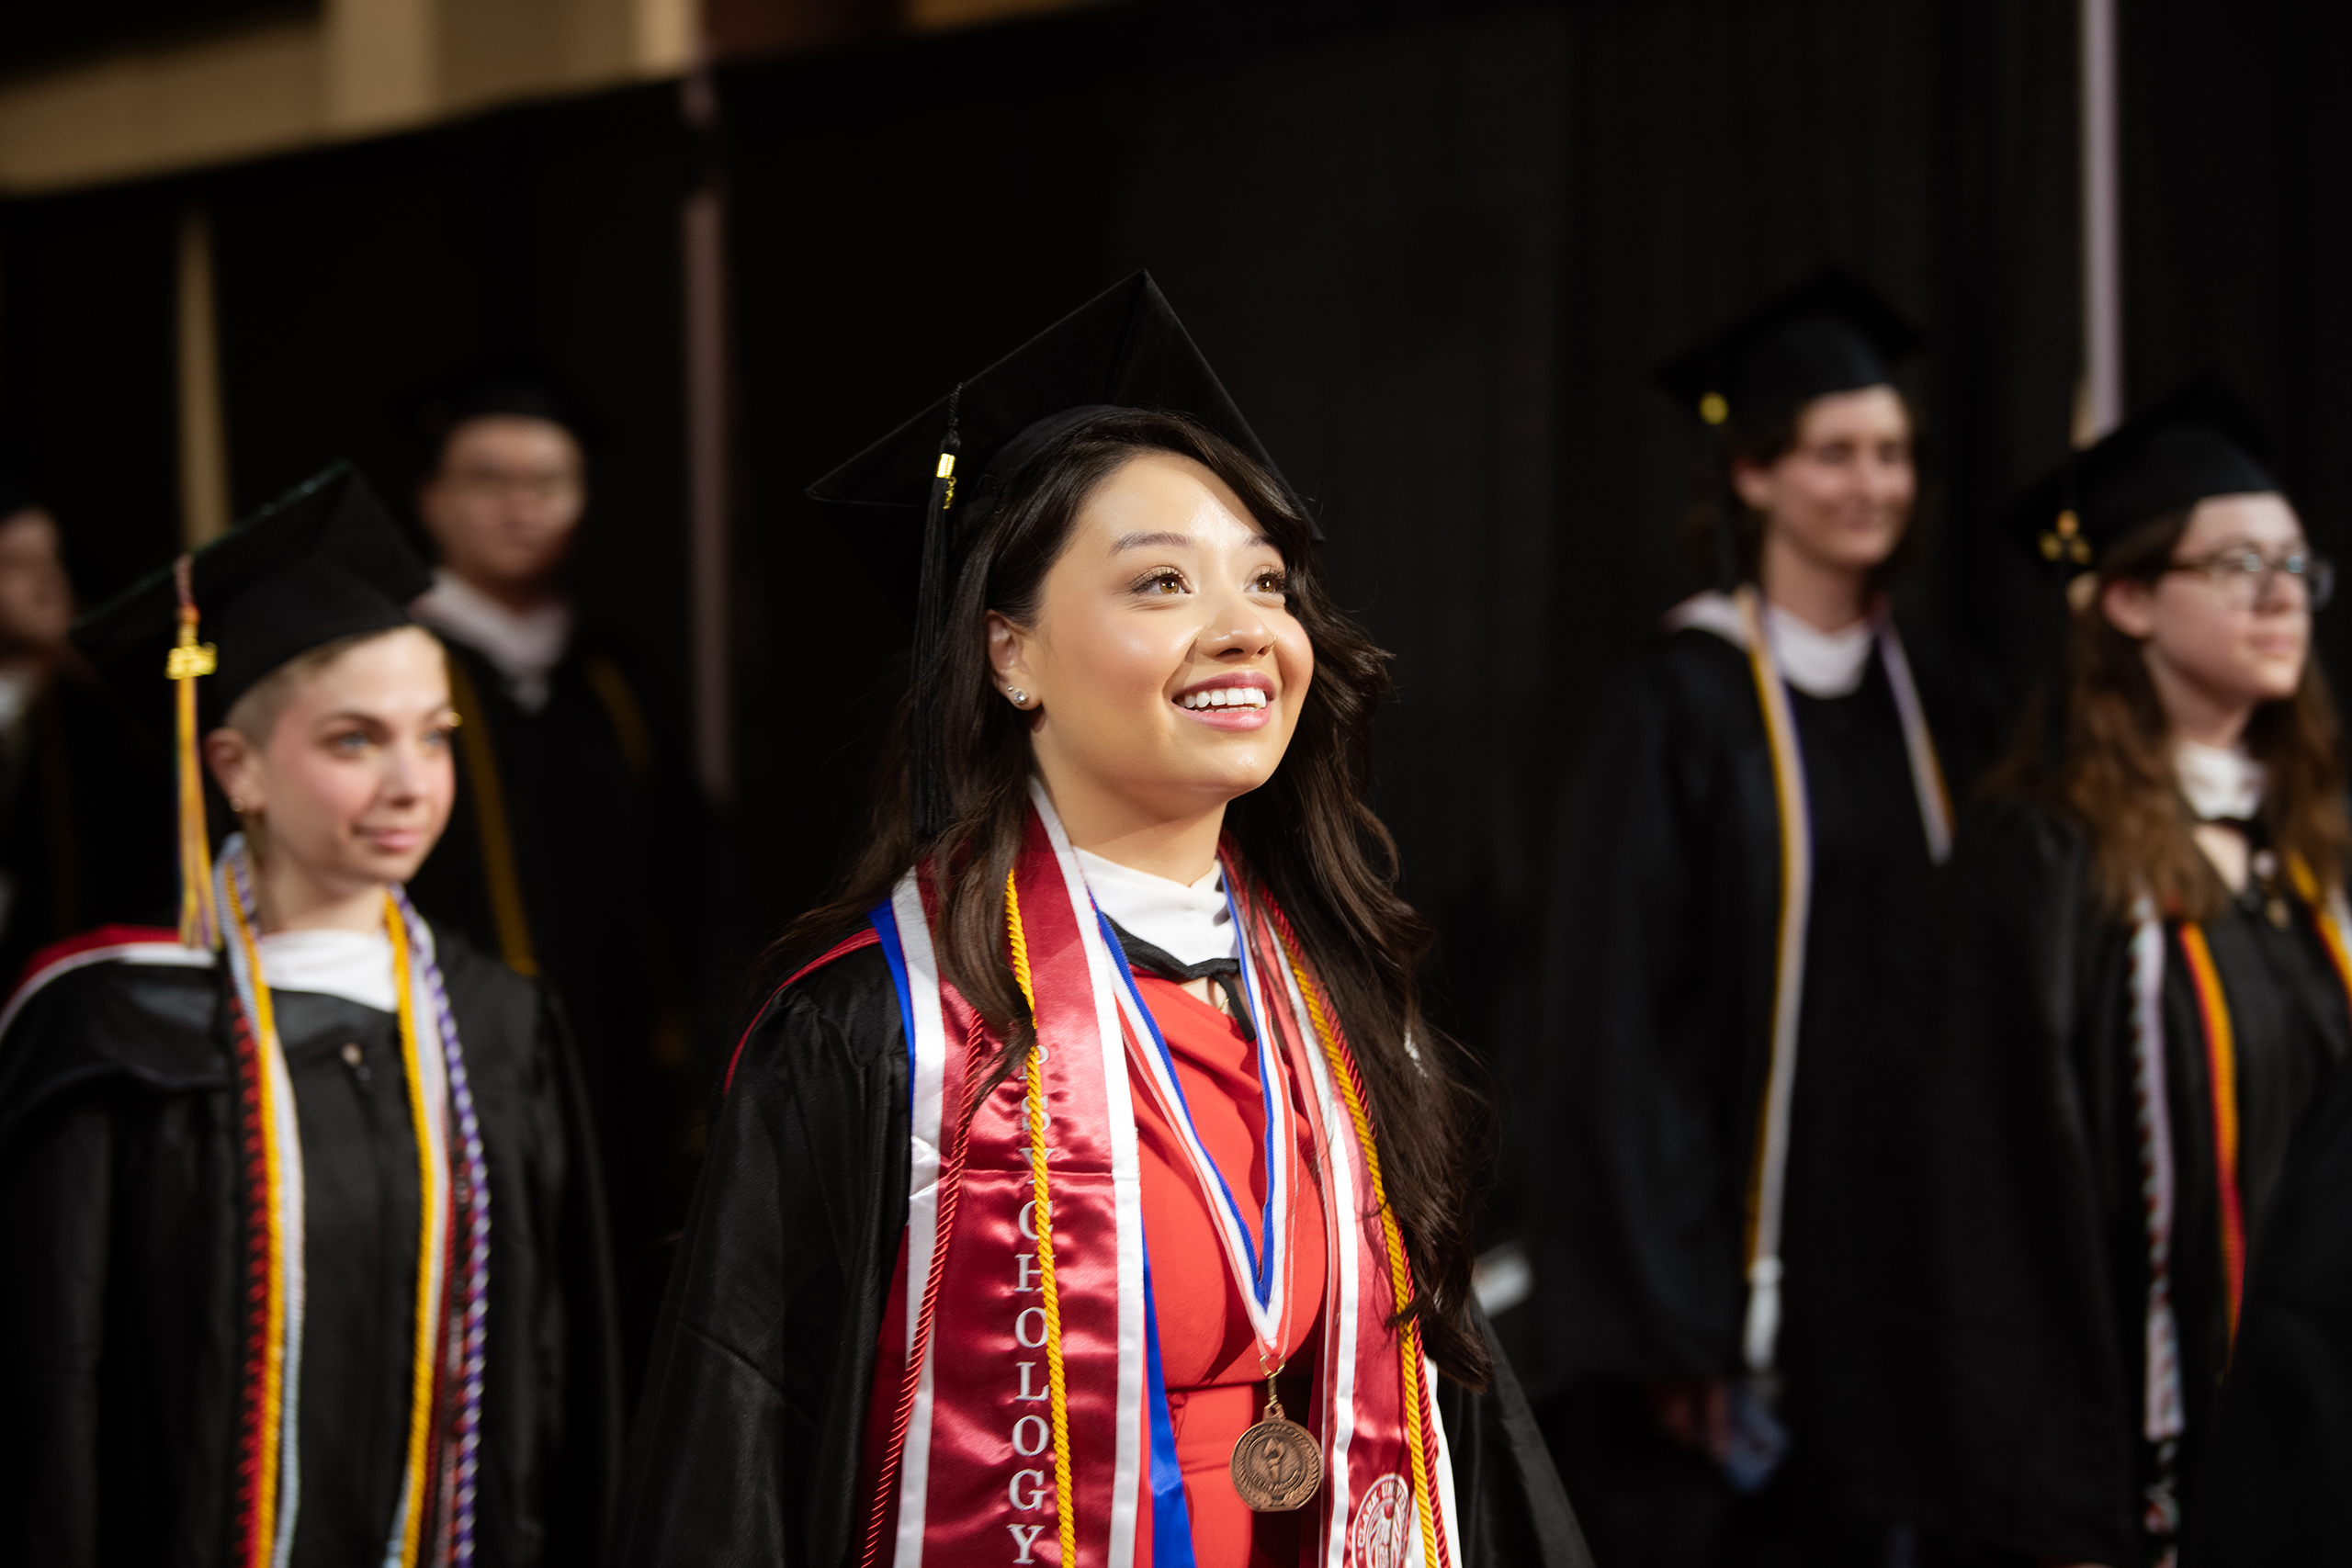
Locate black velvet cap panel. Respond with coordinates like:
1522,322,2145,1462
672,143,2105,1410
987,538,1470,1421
2002,371,2280,572
804,270,1303,624
71,463,432,722
1655,265,1924,428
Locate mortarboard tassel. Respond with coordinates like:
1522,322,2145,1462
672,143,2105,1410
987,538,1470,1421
910,387,963,841
168,554,220,949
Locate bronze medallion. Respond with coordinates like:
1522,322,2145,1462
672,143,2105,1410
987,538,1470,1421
1230,1394,1322,1513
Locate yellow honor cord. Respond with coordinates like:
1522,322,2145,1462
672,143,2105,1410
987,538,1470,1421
1003,872,1075,1568
1006,869,1077,1568
386,899,444,1568
1280,932,1441,1567
223,862,286,1562
2289,855,2352,998
445,658,538,976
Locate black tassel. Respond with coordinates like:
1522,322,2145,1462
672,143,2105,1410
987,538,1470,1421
910,386,964,840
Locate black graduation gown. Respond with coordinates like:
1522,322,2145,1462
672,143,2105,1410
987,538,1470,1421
0,925,622,1567
405,630,716,1382
1516,623,1970,1533
611,942,1590,1567
0,665,175,987
2190,1048,2352,1564
1911,797,2348,1564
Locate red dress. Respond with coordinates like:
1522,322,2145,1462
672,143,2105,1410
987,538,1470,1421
1130,974,1329,1568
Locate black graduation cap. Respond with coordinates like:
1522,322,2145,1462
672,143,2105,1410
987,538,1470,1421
2004,371,2279,573
74,462,432,725
412,358,604,456
808,270,1297,836
1656,265,1925,429
809,270,1302,621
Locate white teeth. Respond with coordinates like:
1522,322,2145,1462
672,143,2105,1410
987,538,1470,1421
1179,687,1268,710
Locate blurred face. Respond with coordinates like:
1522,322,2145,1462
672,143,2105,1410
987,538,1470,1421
206,628,458,897
417,415,584,599
988,452,1314,830
0,509,73,657
1733,385,1916,576
2103,492,2312,723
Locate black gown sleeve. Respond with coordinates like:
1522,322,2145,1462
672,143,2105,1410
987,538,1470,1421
1439,1306,1596,1567
2189,1053,2352,1564
0,1091,112,1562
1908,797,2136,1562
1516,638,1773,1385
609,945,910,1567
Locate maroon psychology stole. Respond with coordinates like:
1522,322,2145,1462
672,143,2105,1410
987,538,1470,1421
848,782,1458,1568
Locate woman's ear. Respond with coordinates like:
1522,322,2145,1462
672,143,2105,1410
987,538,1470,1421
2101,575,2157,639
986,611,1035,700
1730,456,1776,514
204,727,262,817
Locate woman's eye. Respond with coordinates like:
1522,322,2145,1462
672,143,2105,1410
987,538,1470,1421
1135,570,1187,596
1250,570,1288,595
327,731,370,754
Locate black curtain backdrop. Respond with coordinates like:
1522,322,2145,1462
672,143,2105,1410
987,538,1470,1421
4,0,2335,1219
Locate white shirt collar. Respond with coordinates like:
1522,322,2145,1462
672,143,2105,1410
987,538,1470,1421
2177,739,2266,821
1074,848,1235,967
255,927,398,1013
1661,590,1875,698
410,569,573,714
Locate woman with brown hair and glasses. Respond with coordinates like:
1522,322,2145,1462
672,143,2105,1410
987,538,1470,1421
1914,375,2349,1568
611,275,1585,1566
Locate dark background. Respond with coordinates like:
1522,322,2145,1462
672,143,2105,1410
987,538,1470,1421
4,0,2343,1192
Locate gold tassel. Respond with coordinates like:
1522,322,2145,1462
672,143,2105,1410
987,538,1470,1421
167,554,220,949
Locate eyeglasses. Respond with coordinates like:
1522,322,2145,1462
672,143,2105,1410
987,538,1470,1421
2162,547,2335,611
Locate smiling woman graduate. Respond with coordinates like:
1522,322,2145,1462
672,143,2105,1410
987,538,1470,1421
1516,268,1973,1567
0,467,619,1568
611,274,1585,1567
1913,377,2352,1568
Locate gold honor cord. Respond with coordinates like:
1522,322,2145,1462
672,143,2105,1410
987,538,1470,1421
1278,932,1442,1568
445,658,538,976
1734,585,1813,1376
1004,873,1075,1565
386,905,446,1568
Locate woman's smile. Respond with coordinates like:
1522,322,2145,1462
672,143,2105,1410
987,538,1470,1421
1173,671,1275,728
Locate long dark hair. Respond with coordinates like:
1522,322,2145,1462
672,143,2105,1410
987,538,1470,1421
765,408,1493,1385
1986,507,2351,920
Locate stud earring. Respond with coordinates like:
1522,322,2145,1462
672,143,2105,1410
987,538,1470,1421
228,797,246,815
1007,687,1028,706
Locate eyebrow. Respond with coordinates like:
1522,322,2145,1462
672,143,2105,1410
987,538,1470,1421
1110,529,1278,552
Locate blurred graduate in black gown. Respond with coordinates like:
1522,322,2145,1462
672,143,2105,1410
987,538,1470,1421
2191,1023,2352,1564
0,467,618,1566
1914,378,2350,1568
1518,269,1978,1567
0,477,174,985
401,374,716,1389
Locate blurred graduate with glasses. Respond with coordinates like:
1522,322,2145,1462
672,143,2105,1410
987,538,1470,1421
1515,269,1978,1566
0,467,619,1565
1912,376,2347,1567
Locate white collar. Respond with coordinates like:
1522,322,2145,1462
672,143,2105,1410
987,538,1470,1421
1662,589,1875,698
1074,848,1235,967
2176,739,2266,821
410,569,573,714
255,927,398,1013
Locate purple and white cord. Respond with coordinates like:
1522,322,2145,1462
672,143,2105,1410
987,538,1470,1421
396,887,492,1567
